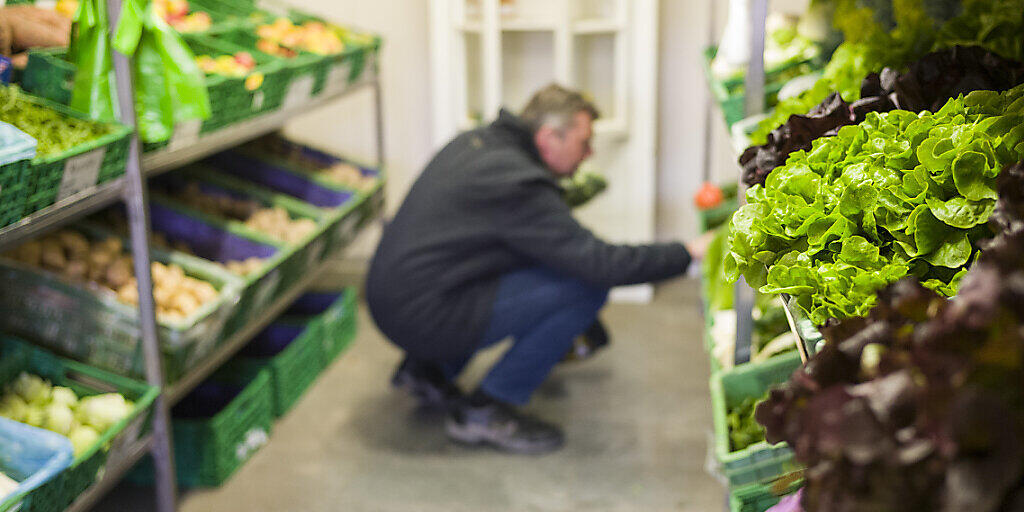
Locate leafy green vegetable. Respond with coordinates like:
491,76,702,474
560,171,608,208
0,86,112,158
726,84,1024,326
728,392,769,452
751,0,1024,146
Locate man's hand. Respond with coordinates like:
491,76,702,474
685,231,718,261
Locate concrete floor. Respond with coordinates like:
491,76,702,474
95,278,723,512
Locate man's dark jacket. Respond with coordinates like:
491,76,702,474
366,110,691,361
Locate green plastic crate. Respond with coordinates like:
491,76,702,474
0,336,158,512
221,143,385,259
313,288,358,365
184,34,292,130
132,369,273,487
214,28,328,102
0,227,244,384
730,479,804,512
702,47,792,128
284,10,382,93
0,91,132,217
711,353,803,487
219,316,325,418
176,369,273,487
83,203,289,343
25,40,291,156
22,49,75,106
0,130,32,227
699,197,740,233
156,166,331,298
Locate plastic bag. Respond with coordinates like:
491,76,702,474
0,417,74,508
68,0,119,122
114,0,210,143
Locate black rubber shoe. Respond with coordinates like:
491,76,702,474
562,318,610,363
446,397,565,455
390,358,463,410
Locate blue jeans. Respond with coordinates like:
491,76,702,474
442,268,609,405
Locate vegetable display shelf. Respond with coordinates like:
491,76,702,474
0,10,383,508
0,64,380,255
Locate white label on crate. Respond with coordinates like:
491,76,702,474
306,237,326,269
283,74,315,110
324,62,351,94
256,0,288,15
252,90,266,111
168,119,202,152
57,148,106,202
235,428,269,461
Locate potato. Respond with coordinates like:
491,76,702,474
191,280,218,303
105,257,134,289
170,290,200,317
88,247,114,272
40,239,67,270
63,259,88,281
98,237,123,256
158,308,185,323
159,264,185,292
11,240,43,266
57,230,89,258
117,281,139,306
153,284,174,305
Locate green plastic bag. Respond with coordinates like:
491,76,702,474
69,0,119,122
114,0,210,143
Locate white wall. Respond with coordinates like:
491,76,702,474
284,0,747,259
282,0,437,260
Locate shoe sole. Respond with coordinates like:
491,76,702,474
445,419,565,455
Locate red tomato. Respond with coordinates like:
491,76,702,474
695,182,724,210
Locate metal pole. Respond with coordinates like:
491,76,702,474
733,0,767,365
105,0,178,510
701,0,716,183
373,75,386,172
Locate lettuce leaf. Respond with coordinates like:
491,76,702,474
726,84,1024,326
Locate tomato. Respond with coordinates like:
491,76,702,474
695,182,724,210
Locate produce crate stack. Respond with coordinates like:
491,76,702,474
0,337,158,512
0,0,384,505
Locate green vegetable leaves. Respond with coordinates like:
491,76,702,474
727,84,1024,325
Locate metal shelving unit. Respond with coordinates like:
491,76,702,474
702,0,767,368
0,2,385,510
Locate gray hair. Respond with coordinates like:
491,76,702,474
520,84,600,134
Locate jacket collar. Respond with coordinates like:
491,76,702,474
490,108,543,164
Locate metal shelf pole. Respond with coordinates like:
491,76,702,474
733,0,768,365
105,0,178,510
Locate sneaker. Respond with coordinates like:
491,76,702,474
562,318,610,363
446,397,565,454
391,358,463,409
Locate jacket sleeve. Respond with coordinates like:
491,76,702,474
468,159,692,288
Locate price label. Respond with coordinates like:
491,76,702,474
324,62,351,94
252,90,266,111
283,74,315,110
305,237,326,269
57,148,106,201
256,0,288,15
169,119,202,152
